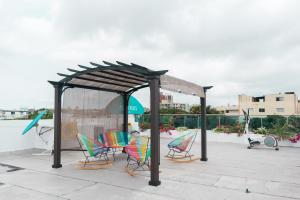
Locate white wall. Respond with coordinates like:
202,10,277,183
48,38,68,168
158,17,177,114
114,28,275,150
162,130,300,148
1,120,299,152
0,119,53,152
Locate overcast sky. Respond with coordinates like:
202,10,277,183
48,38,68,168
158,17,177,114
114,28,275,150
1,0,300,109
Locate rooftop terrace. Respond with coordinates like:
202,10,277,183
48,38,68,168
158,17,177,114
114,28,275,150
0,139,300,200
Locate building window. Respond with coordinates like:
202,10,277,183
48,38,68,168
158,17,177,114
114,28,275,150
259,108,265,113
252,97,265,102
276,108,285,112
276,97,284,101
252,98,258,102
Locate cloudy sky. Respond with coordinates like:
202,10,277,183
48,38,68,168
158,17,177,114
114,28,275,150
0,0,300,109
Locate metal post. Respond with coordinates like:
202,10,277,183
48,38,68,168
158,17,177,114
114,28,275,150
123,94,129,132
123,94,129,153
52,84,63,168
200,86,212,162
149,76,161,186
200,96,207,161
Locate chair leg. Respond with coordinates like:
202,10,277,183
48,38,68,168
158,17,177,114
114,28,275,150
167,149,172,157
127,157,132,167
172,150,176,159
112,148,116,161
104,154,109,163
132,166,139,172
185,152,192,160
84,157,88,167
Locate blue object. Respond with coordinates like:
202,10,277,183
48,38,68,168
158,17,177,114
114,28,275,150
22,111,47,135
105,96,144,115
128,96,144,115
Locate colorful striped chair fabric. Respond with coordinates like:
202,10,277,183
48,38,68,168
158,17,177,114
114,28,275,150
168,132,195,152
125,135,150,174
77,133,109,166
167,131,197,160
98,131,129,148
126,135,150,163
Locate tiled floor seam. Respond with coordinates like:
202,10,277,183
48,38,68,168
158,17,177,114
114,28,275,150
160,174,300,200
3,184,70,200
54,174,181,200
59,182,98,197
24,166,300,200
15,167,179,199
161,165,300,186
39,168,299,200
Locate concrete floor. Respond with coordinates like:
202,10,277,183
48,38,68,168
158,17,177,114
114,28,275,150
0,139,300,200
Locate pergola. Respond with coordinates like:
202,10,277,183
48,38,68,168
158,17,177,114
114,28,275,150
49,61,211,186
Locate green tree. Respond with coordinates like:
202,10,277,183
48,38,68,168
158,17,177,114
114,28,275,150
189,105,220,114
160,108,188,114
28,109,53,119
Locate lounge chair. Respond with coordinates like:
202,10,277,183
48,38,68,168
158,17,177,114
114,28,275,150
125,135,151,175
166,131,197,162
77,133,111,169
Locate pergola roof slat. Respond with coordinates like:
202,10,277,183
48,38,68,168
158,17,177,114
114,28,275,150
103,61,149,77
91,62,148,81
69,79,130,91
91,70,146,83
72,75,134,89
50,61,168,93
48,81,124,93
83,72,142,86
72,65,145,85
116,61,152,76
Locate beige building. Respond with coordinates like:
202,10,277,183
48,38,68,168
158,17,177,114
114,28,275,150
215,105,239,115
160,92,190,112
238,92,299,116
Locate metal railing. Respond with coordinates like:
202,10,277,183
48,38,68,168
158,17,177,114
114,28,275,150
136,114,300,131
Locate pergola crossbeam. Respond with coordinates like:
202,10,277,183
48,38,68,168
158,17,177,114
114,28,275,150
48,81,125,94
58,73,132,89
78,65,92,70
126,84,150,94
85,72,140,86
92,71,144,84
68,67,145,86
103,61,149,77
90,62,147,82
67,68,80,73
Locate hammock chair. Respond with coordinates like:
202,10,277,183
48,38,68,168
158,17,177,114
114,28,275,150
98,130,129,159
166,131,198,162
125,135,150,175
76,133,112,169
